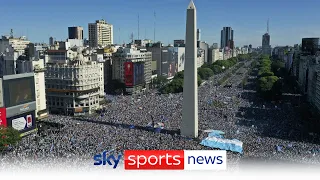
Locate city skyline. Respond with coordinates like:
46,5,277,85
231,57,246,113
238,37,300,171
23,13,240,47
1,0,320,47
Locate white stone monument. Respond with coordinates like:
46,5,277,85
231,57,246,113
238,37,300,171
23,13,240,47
181,0,198,138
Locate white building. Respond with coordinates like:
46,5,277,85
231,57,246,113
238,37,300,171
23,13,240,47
88,19,113,47
173,46,205,72
45,47,104,116
67,39,83,48
32,60,48,119
0,35,30,55
112,45,152,93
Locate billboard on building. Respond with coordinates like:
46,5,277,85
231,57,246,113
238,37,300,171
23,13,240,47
133,63,139,86
141,63,145,84
133,62,145,86
0,107,7,127
3,76,35,108
168,62,176,78
6,111,36,133
124,62,134,87
139,63,145,85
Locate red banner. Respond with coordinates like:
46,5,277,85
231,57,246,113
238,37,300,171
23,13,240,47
0,108,7,127
124,62,134,86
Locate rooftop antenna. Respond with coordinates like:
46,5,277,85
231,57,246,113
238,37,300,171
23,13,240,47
154,11,156,43
138,14,140,40
267,18,269,34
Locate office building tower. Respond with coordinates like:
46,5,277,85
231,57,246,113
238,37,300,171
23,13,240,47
88,19,113,47
68,26,84,40
220,27,234,49
301,38,320,56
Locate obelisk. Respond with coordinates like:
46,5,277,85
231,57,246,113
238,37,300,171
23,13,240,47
181,0,198,138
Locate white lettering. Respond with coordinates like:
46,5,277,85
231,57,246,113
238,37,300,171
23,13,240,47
127,155,136,165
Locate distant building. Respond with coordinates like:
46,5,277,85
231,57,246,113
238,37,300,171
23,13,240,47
0,35,30,55
67,39,83,47
301,38,320,56
197,29,201,41
49,37,54,46
68,26,84,40
88,19,113,47
198,41,209,63
45,47,104,116
134,39,152,47
262,33,271,55
212,43,219,49
221,27,234,49
174,40,185,47
112,45,152,94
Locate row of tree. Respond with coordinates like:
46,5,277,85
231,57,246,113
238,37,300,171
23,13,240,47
160,54,251,94
256,55,285,99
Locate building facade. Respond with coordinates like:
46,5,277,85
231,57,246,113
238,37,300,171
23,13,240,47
45,47,104,116
112,45,152,94
221,27,234,49
68,26,84,40
88,19,113,47
262,33,271,56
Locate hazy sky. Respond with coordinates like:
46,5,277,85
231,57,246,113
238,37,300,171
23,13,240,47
1,0,320,47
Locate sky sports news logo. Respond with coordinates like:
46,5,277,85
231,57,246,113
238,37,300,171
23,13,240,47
93,150,226,170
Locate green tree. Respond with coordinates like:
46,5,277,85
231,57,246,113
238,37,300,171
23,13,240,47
152,76,168,88
174,71,184,79
198,68,214,80
0,126,21,152
271,60,285,77
258,76,279,92
201,63,210,69
259,71,274,77
198,74,202,86
162,78,184,94
210,65,223,74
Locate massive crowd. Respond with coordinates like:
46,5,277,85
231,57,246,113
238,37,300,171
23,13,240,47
1,60,319,171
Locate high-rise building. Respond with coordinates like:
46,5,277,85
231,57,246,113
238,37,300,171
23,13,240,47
301,38,320,56
220,27,234,49
112,45,152,94
197,29,201,41
68,26,83,40
262,33,271,55
49,37,54,46
262,19,272,56
88,19,113,47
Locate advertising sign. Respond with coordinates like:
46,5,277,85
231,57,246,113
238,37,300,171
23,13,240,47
12,117,27,131
133,63,138,86
0,107,7,127
6,111,35,132
6,101,36,118
3,76,35,108
124,62,134,87
140,63,145,84
26,114,32,128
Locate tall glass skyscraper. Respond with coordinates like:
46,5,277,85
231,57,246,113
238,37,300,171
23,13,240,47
220,27,234,49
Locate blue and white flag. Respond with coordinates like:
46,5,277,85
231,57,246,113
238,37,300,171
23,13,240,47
200,136,243,154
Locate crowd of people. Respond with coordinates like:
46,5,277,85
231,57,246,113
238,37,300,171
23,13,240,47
1,60,319,171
